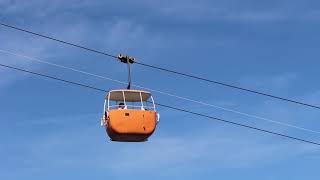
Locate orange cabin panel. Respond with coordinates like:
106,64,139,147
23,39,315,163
107,109,157,135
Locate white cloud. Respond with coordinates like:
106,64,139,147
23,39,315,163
0,68,17,91
0,0,99,17
304,10,320,21
223,11,288,22
239,73,299,92
300,90,320,106
4,112,318,177
137,0,288,23
103,20,146,52
0,21,90,92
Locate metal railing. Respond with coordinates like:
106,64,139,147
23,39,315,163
108,105,155,110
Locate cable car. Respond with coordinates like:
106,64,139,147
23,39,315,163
101,54,160,142
101,89,160,142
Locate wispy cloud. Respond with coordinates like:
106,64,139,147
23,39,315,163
135,0,289,23
239,73,299,92
3,112,318,178
0,7,159,91
223,11,289,22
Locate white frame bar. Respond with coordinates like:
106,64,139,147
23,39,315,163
107,92,110,111
122,90,127,109
139,92,144,110
150,95,156,111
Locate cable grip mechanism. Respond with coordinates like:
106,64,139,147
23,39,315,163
117,54,135,64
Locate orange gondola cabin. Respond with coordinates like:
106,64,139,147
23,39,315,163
101,89,160,142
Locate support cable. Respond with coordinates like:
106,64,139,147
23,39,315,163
0,62,319,146
0,48,318,134
1,22,319,110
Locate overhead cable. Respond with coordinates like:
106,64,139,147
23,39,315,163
1,49,319,134
1,22,319,110
0,62,319,146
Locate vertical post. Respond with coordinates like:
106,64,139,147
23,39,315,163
150,95,156,111
104,99,107,112
140,92,144,110
107,92,110,111
127,60,131,89
122,90,127,108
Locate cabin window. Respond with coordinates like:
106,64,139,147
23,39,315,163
107,91,155,111
142,96,155,110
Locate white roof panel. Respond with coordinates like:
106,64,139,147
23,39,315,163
108,89,152,102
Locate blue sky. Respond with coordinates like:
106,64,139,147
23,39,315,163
0,0,320,179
